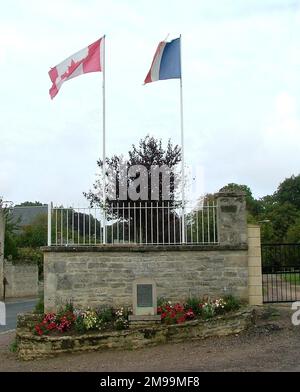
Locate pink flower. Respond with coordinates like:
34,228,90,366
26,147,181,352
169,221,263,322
185,309,195,319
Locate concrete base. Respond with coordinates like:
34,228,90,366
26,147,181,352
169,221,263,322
129,315,161,328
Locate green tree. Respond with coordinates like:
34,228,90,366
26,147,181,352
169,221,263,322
16,214,47,248
259,202,300,243
274,174,300,209
285,217,300,243
84,135,182,243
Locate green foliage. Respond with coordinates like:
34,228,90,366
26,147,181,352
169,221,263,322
274,174,300,210
2,206,46,277
57,301,74,319
84,135,182,243
157,297,169,307
285,217,300,243
97,307,114,323
184,297,203,316
113,307,130,330
74,315,86,333
3,211,19,259
15,201,45,207
282,273,300,285
16,214,47,248
201,303,215,319
9,339,18,353
259,202,300,243
222,295,240,312
4,232,18,259
34,295,44,314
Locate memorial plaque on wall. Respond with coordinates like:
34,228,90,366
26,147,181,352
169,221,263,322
137,284,153,307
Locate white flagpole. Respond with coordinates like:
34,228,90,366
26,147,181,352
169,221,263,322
102,35,106,244
179,34,185,244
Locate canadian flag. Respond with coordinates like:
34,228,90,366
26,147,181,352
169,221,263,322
49,37,104,99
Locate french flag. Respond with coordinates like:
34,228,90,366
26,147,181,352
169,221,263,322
144,37,181,84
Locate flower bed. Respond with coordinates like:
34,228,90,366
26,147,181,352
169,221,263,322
33,303,131,336
157,295,238,324
16,305,254,361
31,295,241,337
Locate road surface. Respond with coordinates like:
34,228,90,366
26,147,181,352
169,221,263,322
0,298,37,333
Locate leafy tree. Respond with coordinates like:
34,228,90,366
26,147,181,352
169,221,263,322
16,214,47,248
274,174,300,210
284,217,300,243
0,199,19,259
259,202,300,243
84,135,182,243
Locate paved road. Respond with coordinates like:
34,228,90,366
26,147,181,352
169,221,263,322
0,298,37,333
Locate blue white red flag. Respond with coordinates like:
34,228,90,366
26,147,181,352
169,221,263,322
144,37,181,84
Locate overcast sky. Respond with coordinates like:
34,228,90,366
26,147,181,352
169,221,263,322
1,0,300,206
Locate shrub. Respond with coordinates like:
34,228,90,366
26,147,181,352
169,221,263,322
74,315,86,334
157,297,169,307
97,307,114,323
114,307,130,330
222,295,240,312
81,309,102,331
9,339,18,353
34,295,44,314
184,297,203,316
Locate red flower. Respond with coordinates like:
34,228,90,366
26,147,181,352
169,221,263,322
174,303,184,312
176,316,186,324
185,309,195,319
35,324,43,336
47,322,56,330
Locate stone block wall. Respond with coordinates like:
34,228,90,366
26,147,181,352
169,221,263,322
4,261,38,299
43,246,249,312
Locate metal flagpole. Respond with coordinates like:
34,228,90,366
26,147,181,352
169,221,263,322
102,35,106,244
179,34,185,244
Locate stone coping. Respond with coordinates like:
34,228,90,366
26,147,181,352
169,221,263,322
16,308,253,360
41,244,248,253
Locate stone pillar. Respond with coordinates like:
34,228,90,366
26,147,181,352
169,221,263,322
0,208,5,300
247,224,263,305
215,191,247,247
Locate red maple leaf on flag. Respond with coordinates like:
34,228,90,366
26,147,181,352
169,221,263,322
61,59,82,81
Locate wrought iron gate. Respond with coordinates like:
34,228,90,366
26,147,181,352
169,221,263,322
262,244,300,303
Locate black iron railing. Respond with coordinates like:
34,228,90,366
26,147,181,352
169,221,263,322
261,243,300,303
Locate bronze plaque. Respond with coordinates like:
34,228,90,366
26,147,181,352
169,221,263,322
137,284,153,307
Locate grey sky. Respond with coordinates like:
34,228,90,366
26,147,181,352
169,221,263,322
1,0,300,206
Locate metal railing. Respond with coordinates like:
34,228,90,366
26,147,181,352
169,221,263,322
48,201,218,246
262,243,300,303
